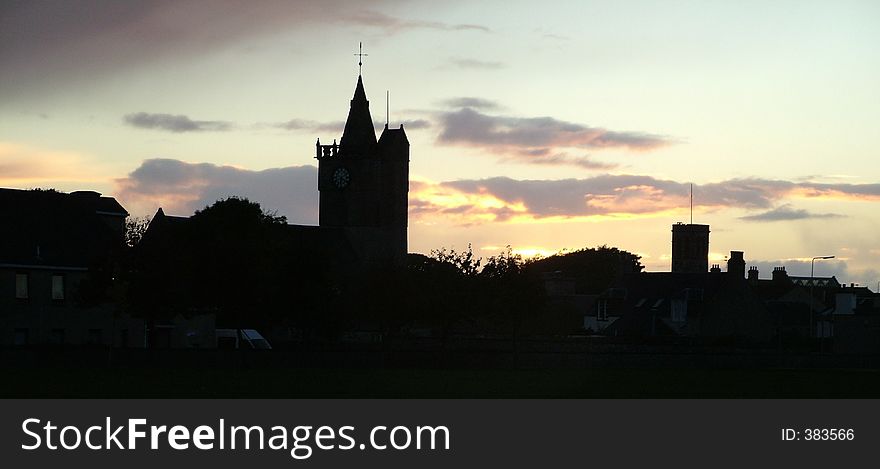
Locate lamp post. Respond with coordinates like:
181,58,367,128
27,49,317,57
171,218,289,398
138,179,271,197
810,255,835,344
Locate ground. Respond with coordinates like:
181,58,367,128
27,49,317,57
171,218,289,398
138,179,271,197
4,368,880,398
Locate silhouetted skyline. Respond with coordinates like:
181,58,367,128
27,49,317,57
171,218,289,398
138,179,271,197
1,0,879,287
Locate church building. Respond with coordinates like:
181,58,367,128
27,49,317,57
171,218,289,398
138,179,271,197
143,67,410,272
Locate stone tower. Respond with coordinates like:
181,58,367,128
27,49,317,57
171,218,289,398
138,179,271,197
671,222,709,273
316,74,409,266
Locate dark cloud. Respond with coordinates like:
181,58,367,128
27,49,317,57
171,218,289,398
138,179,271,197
115,158,318,222
739,204,845,222
447,58,506,70
0,1,487,99
441,97,501,110
438,108,670,150
432,107,670,169
700,178,880,208
124,113,234,133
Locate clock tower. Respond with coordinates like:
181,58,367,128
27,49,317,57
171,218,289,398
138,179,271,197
315,73,409,266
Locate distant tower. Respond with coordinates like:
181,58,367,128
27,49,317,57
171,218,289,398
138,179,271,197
727,251,745,278
671,223,710,273
316,69,409,266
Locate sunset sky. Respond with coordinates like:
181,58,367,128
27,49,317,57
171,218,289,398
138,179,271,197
2,0,879,286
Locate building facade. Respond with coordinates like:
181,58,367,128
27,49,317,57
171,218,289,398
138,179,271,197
0,189,143,347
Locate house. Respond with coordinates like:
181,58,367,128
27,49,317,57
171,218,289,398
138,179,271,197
589,271,772,342
821,284,880,353
0,188,144,347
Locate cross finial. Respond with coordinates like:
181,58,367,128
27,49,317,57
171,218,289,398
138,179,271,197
354,42,368,75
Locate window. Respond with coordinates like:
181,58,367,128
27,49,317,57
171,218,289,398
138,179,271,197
671,299,688,322
597,299,609,321
51,274,64,300
15,273,28,299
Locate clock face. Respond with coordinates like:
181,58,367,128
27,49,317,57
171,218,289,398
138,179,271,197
332,167,351,189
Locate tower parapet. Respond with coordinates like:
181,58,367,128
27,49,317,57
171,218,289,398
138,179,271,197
671,222,710,273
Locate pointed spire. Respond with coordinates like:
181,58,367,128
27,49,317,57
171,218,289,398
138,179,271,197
352,75,367,103
339,75,376,154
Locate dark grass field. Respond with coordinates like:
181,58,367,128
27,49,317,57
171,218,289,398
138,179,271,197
4,367,880,398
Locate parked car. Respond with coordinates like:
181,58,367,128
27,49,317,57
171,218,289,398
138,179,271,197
215,329,272,350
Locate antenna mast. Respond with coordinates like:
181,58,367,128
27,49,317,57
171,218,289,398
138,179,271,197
386,90,390,127
690,183,694,224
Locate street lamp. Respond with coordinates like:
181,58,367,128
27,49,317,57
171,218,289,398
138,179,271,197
810,255,835,342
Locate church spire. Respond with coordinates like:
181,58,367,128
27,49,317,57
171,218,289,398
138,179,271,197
339,73,377,154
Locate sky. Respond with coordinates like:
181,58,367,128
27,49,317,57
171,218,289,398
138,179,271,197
2,0,879,287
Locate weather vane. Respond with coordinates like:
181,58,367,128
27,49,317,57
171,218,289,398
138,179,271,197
354,42,368,75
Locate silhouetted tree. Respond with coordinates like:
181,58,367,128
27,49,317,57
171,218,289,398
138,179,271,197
527,245,643,294
481,246,545,365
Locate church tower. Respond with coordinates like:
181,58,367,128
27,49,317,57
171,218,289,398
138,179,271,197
316,71,409,267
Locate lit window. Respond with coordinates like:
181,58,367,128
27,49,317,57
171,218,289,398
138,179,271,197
51,275,64,300
15,273,28,299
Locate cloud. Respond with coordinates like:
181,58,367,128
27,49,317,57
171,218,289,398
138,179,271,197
447,58,506,70
124,113,234,133
739,204,845,222
498,152,617,170
390,119,431,130
342,11,490,34
438,108,670,150
273,119,345,133
699,178,880,207
0,1,487,99
409,175,880,225
273,118,430,134
115,158,318,222
432,106,670,169
441,97,501,110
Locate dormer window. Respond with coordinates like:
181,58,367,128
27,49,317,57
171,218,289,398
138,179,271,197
51,274,65,300
15,273,28,299
597,299,609,321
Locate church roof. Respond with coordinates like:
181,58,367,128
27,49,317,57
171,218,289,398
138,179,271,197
378,125,409,146
339,75,377,155
139,209,358,270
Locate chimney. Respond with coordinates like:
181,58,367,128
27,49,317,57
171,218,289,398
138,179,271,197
748,266,759,285
772,266,788,283
710,264,721,273
727,251,745,279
